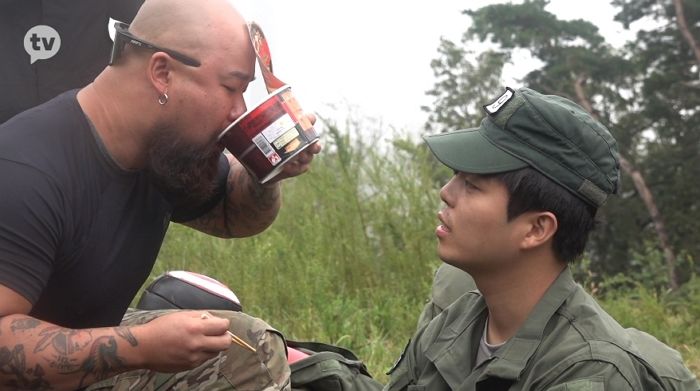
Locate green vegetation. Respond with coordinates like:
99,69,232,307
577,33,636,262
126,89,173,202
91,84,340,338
148,126,447,383
143,127,699,383
144,0,700,382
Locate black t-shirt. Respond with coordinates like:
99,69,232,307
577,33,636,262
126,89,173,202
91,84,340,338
0,90,216,328
0,0,143,123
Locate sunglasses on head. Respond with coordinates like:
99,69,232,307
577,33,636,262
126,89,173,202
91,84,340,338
109,22,201,67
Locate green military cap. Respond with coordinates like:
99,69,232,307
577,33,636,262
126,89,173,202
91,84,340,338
424,87,620,207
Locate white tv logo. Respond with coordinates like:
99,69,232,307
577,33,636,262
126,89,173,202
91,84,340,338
24,25,61,64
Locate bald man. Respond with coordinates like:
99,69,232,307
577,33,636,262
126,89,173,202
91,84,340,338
0,0,318,389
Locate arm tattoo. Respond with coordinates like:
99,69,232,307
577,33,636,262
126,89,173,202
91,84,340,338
243,172,279,211
10,318,41,333
34,326,93,373
186,162,281,237
222,166,280,234
0,345,51,390
190,199,229,238
75,336,125,388
114,327,138,347
2,318,130,389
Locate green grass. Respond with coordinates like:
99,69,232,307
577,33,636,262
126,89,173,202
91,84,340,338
138,130,700,384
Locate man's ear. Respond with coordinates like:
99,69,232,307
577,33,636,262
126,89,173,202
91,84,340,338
520,211,558,250
147,52,171,96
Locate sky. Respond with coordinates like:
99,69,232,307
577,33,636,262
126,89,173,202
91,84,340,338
233,1,638,136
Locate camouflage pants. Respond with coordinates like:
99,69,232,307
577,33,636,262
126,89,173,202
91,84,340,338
86,309,291,391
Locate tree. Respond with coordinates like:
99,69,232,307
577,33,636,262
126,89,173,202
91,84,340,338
612,0,700,287
423,44,507,133
613,0,700,75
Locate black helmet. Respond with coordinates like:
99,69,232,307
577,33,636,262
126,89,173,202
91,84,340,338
136,271,242,312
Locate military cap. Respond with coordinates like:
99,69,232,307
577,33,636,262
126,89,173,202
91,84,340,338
424,87,620,207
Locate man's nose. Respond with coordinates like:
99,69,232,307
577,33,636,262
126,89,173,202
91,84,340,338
228,98,247,122
439,176,457,205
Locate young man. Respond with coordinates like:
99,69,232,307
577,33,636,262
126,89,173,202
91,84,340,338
0,0,320,389
385,87,699,390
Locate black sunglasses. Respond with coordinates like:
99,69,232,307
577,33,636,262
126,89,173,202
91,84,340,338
110,22,201,67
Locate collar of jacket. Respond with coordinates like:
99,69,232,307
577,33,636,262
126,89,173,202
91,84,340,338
424,267,577,390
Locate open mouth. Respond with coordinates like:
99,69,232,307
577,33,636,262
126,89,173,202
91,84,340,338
438,211,450,230
436,210,451,236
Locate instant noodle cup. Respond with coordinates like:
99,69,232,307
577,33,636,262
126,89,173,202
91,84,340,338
218,85,319,184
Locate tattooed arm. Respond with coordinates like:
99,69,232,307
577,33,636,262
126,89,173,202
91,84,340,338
182,155,282,238
0,314,139,390
0,287,232,391
184,141,321,238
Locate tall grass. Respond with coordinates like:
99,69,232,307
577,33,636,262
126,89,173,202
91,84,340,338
141,123,699,383
145,123,447,382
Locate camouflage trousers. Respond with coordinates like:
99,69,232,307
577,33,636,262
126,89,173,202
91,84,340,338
86,309,291,391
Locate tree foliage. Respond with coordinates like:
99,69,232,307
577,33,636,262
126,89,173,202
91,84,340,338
612,0,700,283
424,44,507,132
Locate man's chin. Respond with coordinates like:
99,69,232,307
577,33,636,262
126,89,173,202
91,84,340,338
150,153,221,205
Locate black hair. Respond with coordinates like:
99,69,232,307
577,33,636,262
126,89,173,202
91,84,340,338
489,167,597,263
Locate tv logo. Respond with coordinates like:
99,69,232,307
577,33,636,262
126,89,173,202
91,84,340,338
24,25,61,64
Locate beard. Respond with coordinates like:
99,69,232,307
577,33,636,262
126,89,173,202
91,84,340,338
146,127,222,208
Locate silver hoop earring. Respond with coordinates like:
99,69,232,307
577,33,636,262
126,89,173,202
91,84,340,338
158,92,169,105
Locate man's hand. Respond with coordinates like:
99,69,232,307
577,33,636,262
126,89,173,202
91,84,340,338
267,112,322,183
134,311,232,372
272,141,322,182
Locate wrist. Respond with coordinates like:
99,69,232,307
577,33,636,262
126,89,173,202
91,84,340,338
249,173,281,193
122,324,150,369
260,181,281,191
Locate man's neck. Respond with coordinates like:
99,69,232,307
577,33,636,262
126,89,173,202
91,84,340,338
76,75,151,170
475,257,565,345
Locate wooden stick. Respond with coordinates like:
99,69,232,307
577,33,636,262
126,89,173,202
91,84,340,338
200,313,257,353
227,330,257,353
